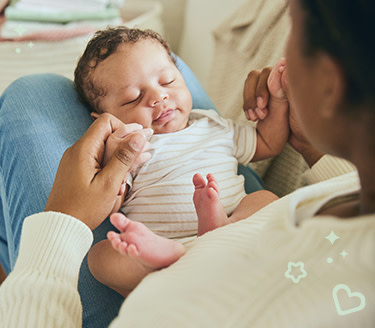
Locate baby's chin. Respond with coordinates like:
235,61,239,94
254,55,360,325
153,120,189,134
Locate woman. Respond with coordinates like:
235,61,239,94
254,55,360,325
1,0,374,327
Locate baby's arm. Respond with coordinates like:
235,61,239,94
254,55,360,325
243,59,289,161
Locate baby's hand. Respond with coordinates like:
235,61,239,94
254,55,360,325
243,58,288,122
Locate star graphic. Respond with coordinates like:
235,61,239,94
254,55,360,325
325,231,340,245
341,250,348,258
285,261,307,284
28,42,34,48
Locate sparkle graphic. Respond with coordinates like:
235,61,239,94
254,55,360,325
325,231,340,245
14,25,26,36
333,284,366,316
15,48,21,54
327,257,333,264
285,261,307,284
28,42,34,48
341,250,348,258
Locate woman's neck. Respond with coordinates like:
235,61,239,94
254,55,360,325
343,115,374,216
358,171,375,215
353,150,375,216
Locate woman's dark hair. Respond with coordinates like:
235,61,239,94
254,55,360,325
74,27,175,112
299,0,375,108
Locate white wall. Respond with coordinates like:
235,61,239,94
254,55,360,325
124,0,187,52
177,0,247,88
129,0,247,89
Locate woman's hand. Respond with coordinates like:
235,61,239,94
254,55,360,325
44,113,151,230
288,100,324,167
102,123,153,172
103,121,153,214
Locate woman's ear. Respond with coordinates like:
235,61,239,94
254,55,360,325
90,112,100,121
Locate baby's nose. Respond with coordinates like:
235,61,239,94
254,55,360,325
151,94,168,108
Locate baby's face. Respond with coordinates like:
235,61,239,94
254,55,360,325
92,39,193,134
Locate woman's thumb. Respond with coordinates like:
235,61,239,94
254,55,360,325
99,131,146,192
281,67,289,98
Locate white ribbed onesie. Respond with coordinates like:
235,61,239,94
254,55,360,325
121,109,257,238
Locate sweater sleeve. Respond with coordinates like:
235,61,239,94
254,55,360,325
302,155,357,185
0,212,93,328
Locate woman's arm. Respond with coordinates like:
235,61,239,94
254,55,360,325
0,114,148,327
0,57,216,327
302,155,356,185
0,213,92,328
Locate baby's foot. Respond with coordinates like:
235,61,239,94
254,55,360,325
193,173,230,236
108,213,185,270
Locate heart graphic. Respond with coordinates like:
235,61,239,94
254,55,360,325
332,284,366,316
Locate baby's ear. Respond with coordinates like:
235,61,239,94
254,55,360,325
90,112,100,121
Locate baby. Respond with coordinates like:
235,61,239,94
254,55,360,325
74,26,288,296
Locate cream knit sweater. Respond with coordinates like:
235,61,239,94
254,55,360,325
1,168,373,327
116,171,375,328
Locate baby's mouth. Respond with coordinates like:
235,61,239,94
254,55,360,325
154,109,175,123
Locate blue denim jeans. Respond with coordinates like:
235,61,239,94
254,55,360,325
0,57,262,327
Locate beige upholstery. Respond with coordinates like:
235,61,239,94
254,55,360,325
207,0,310,196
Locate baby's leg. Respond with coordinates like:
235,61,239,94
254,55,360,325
88,213,185,297
229,190,279,223
193,173,279,236
193,173,231,236
108,213,185,269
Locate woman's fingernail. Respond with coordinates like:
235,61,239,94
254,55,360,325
143,128,154,137
248,109,257,121
244,110,250,120
129,133,145,151
118,182,126,195
257,97,264,108
255,107,266,119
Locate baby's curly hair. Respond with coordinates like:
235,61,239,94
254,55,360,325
74,26,175,112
